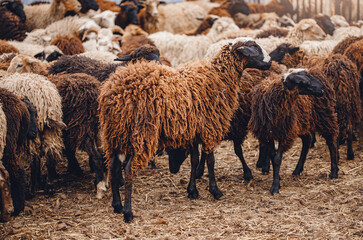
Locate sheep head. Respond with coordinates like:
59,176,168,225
230,38,271,70
314,14,335,36
283,68,324,96
115,44,161,64
78,0,99,13
297,18,326,41
270,43,300,63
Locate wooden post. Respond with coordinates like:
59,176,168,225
302,0,306,18
348,0,352,22
297,0,300,21
358,0,361,21
315,0,318,15
335,0,340,15
308,0,312,17
342,0,347,20
320,0,323,14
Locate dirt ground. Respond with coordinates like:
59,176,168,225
0,135,362,239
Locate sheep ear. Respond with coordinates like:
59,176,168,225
114,55,133,61
196,17,204,21
300,23,311,30
237,46,259,57
159,1,166,5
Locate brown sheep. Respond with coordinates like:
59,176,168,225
96,0,120,12
98,39,271,222
47,73,106,199
0,88,38,217
249,68,339,195
313,14,335,36
115,0,140,29
0,160,13,222
249,0,294,17
343,39,363,79
332,35,363,55
50,35,85,55
209,0,250,17
0,1,27,41
184,15,219,36
0,40,19,55
255,27,289,39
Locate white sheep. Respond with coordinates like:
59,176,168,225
24,0,82,31
149,17,239,67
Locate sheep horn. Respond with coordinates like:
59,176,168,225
82,27,100,41
111,25,125,36
114,55,133,61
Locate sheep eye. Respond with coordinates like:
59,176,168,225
16,64,23,68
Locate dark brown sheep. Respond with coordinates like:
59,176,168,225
0,3,27,41
115,0,140,29
269,43,305,69
344,39,363,79
120,35,155,55
322,54,361,160
0,88,37,217
49,45,164,82
209,0,250,17
50,35,85,55
249,68,339,195
98,39,272,222
255,27,289,39
248,0,294,17
48,73,106,199
184,15,219,36
48,55,119,82
332,35,363,55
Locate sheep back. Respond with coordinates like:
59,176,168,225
48,55,119,82
48,73,100,152
0,6,26,41
50,35,84,55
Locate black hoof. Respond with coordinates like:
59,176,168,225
123,211,133,223
329,171,338,179
210,188,223,200
270,183,280,195
243,169,253,182
112,201,123,214
347,151,354,160
292,168,302,176
262,169,269,175
45,184,55,196
187,186,199,199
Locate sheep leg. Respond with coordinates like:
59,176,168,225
347,126,354,160
206,152,223,200
123,155,133,223
87,144,106,199
187,143,199,199
9,169,25,216
292,134,311,176
64,143,83,177
28,156,41,199
0,163,13,221
270,142,281,195
325,135,339,179
257,144,270,174
45,153,57,195
196,150,206,179
233,140,253,181
310,132,316,148
110,153,123,214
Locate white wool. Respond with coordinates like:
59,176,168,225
283,68,307,81
92,10,116,28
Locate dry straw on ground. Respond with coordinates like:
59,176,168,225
0,134,362,239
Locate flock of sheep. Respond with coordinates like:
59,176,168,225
0,0,362,224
